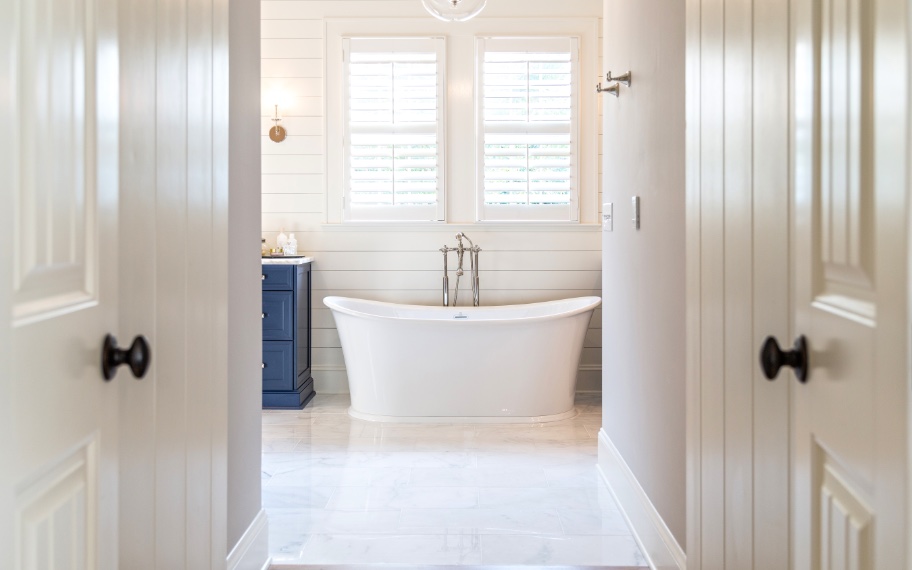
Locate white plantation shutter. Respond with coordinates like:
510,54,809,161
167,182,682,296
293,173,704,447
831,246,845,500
477,37,580,221
343,38,446,221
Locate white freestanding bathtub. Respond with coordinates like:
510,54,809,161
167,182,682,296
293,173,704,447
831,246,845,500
324,296,601,423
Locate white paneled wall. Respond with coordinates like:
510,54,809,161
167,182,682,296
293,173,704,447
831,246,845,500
261,0,604,393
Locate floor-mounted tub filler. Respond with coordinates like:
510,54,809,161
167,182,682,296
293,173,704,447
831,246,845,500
324,295,601,423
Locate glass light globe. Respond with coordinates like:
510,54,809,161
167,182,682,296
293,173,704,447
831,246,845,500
421,0,487,22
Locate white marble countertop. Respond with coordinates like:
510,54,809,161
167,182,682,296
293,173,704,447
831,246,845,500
261,256,313,265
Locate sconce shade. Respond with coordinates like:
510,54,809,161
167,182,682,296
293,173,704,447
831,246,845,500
421,0,486,22
269,125,287,143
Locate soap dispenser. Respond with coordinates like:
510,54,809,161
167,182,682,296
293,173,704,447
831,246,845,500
285,233,298,255
276,229,288,252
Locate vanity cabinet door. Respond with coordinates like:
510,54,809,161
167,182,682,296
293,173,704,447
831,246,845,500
262,291,295,341
262,342,295,392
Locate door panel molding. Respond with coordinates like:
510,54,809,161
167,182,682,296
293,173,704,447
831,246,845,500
12,0,101,326
14,437,98,570
13,0,99,326
813,0,876,324
817,447,873,570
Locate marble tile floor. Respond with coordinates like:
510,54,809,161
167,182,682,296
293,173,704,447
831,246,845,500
263,393,648,568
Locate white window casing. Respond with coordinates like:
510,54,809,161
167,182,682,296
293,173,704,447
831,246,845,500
476,37,580,222
324,19,598,226
342,37,446,222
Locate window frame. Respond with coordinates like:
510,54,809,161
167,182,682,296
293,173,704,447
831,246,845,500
325,18,599,226
341,36,447,222
475,36,581,222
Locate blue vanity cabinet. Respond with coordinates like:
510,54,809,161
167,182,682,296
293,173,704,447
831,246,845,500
261,262,315,409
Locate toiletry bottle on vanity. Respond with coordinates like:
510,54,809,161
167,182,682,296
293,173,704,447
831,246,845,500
261,238,269,257
276,229,288,253
284,233,298,255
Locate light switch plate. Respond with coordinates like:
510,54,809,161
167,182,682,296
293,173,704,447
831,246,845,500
602,203,613,231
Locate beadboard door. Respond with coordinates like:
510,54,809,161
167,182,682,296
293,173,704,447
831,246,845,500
1,0,121,567
685,0,792,566
117,0,230,566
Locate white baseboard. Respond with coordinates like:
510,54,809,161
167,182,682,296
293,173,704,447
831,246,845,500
227,508,270,570
597,429,686,570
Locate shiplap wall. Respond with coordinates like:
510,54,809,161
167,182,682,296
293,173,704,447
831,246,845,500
261,0,604,393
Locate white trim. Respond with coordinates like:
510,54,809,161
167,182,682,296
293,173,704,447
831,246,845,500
340,36,446,222
597,429,686,570
475,35,581,222
226,509,270,570
325,18,600,225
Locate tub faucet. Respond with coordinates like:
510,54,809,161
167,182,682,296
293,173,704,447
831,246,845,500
440,233,481,307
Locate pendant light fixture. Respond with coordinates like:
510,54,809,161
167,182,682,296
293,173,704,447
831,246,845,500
421,0,486,22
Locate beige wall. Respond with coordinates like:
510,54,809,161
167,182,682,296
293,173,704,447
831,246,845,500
228,0,264,551
261,0,605,393
600,0,687,547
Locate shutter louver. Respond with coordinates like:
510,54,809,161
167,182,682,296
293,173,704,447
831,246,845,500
344,39,445,220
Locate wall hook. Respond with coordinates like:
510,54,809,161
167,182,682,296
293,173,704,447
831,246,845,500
607,70,632,87
596,82,620,97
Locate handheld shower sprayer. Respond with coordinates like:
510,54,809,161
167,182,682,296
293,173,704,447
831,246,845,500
440,247,450,307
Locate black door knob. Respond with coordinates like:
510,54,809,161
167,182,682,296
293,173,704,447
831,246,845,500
759,335,809,383
102,334,151,380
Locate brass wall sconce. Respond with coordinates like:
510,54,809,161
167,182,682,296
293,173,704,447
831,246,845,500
269,104,287,143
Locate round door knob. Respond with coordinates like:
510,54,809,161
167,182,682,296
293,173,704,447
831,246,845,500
102,334,151,380
759,335,809,383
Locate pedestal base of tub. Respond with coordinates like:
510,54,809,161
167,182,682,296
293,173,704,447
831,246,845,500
348,407,579,424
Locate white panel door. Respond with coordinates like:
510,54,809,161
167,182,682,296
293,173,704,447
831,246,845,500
791,0,908,567
1,0,122,568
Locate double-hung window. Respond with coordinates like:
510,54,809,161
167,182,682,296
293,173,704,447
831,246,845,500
476,37,580,221
342,37,446,221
